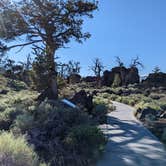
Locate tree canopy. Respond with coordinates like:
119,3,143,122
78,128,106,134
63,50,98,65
0,0,98,50
0,0,98,99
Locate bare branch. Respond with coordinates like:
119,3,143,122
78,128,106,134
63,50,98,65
5,40,42,51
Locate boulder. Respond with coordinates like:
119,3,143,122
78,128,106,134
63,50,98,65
102,70,114,86
68,74,81,84
70,90,93,113
82,76,97,83
125,67,139,85
136,107,158,120
102,66,140,87
142,72,166,87
0,89,8,95
112,67,128,85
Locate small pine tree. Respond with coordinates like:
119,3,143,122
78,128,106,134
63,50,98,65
152,66,160,73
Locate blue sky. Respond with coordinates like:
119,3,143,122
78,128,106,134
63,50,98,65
9,0,166,76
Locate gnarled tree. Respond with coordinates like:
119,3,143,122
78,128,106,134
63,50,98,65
90,58,104,86
0,0,98,99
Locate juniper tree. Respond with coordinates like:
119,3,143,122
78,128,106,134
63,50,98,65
0,0,98,99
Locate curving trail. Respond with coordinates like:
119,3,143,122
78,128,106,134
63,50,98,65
97,101,166,166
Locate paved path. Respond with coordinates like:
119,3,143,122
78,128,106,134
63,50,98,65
97,101,166,166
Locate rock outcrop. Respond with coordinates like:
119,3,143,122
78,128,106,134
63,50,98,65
70,90,93,113
135,107,158,120
68,74,81,84
82,76,98,83
102,67,140,87
142,72,166,87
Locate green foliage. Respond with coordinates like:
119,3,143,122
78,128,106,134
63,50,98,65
57,76,67,89
0,90,37,130
8,79,28,91
94,95,115,111
30,53,50,91
11,100,106,166
65,125,106,162
0,107,22,130
12,113,34,134
92,104,108,124
0,132,45,166
0,74,7,89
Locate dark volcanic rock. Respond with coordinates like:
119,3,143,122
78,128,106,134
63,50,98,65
82,76,97,83
68,74,81,84
125,67,140,85
0,89,8,95
102,66,140,87
37,87,58,101
142,72,166,87
70,90,93,113
160,112,166,119
136,107,158,120
102,70,114,86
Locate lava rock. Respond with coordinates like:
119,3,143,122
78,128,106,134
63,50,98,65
70,90,93,113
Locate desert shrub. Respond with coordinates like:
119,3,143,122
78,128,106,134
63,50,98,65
57,76,67,89
128,99,136,106
93,96,109,106
0,90,37,131
101,92,111,99
0,107,23,130
0,132,46,166
159,102,166,110
135,101,161,111
65,125,106,164
12,100,105,166
92,104,108,124
93,94,115,111
7,79,28,91
149,94,161,100
161,128,166,143
60,86,76,98
12,113,35,134
109,94,119,101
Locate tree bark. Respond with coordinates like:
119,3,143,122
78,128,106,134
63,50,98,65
46,44,58,100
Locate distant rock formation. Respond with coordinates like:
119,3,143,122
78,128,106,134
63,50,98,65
82,76,98,83
102,66,140,87
142,72,166,87
68,74,81,84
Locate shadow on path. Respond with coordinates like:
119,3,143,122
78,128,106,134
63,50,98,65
97,102,166,166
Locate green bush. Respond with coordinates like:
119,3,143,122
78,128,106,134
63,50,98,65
149,94,161,100
12,113,34,134
92,104,108,124
0,132,46,166
8,79,28,91
12,100,106,166
109,94,119,101
65,125,106,162
0,107,23,130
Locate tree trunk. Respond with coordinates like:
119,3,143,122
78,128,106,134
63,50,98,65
46,45,58,100
37,44,58,101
